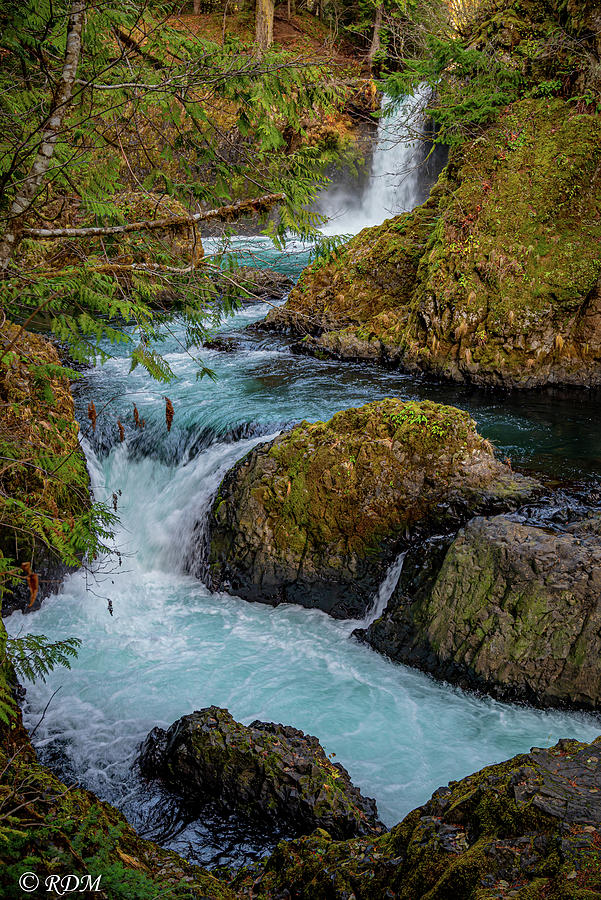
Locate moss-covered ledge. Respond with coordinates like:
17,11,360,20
236,735,601,899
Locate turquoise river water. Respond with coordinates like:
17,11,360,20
7,108,601,864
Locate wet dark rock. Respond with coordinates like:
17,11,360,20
242,736,601,899
138,706,385,840
204,398,539,618
204,336,239,352
357,512,601,709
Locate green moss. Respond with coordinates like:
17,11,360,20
236,736,601,899
268,95,601,389
261,399,491,556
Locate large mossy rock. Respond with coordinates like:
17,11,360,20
263,0,601,390
205,399,538,618
357,514,601,709
138,706,384,840
265,95,601,389
241,735,601,899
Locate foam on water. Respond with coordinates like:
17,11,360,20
8,323,601,852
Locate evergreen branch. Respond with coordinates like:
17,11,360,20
6,635,81,684
22,193,285,239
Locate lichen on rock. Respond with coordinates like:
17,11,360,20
203,398,538,618
357,513,601,709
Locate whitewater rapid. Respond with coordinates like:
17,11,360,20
7,303,601,865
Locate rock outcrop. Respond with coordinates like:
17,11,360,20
262,0,601,389
357,513,601,709
242,735,601,899
138,706,384,840
204,399,538,617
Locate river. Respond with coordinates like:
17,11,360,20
7,95,601,868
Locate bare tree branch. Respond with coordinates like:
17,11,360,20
22,193,285,239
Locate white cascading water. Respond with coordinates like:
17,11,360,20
6,99,601,866
320,87,430,235
360,552,406,628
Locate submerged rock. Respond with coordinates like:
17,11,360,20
357,513,601,709
138,706,384,840
243,735,601,899
204,398,538,618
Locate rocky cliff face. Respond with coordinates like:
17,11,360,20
203,399,538,617
139,706,384,840
357,513,601,709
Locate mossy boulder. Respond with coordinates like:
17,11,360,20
240,735,601,899
357,513,601,709
0,326,91,615
264,95,601,389
204,398,538,618
138,706,384,840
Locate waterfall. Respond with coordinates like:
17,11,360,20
361,552,406,628
320,87,431,236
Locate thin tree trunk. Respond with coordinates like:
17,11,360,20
222,0,230,42
193,0,202,14
0,0,86,274
255,0,275,54
367,3,383,69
